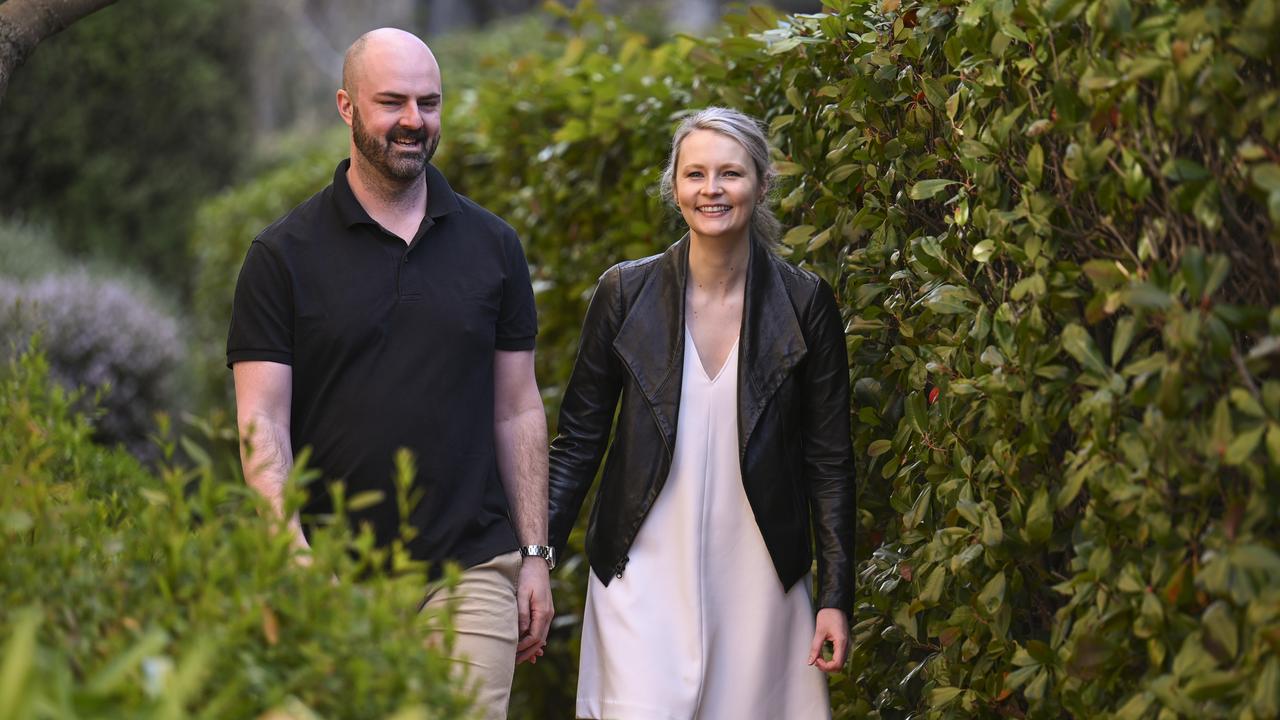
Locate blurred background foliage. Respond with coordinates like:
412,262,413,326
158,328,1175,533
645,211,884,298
5,0,1280,717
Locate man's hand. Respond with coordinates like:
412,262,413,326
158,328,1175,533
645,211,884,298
515,557,554,664
807,607,850,672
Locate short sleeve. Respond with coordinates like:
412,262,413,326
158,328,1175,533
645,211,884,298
226,241,294,367
494,228,538,351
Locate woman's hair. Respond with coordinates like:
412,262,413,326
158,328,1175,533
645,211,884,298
659,107,781,248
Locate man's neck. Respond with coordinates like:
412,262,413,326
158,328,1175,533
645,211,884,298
346,155,428,242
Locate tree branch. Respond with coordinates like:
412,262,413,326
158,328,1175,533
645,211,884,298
0,0,119,103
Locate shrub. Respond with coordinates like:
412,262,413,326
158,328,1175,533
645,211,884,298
0,347,472,718
0,271,184,457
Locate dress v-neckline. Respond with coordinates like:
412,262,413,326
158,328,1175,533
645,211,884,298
686,326,740,383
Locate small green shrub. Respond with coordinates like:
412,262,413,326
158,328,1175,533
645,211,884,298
0,347,472,718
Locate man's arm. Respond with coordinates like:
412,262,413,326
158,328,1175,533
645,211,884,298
493,349,553,664
233,360,307,556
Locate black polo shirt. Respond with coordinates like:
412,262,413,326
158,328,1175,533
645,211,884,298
227,159,537,570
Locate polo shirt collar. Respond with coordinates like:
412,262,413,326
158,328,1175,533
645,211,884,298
331,158,462,229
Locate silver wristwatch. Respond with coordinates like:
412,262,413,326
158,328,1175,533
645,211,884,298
519,544,556,570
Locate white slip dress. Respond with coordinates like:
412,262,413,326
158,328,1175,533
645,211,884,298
576,327,831,720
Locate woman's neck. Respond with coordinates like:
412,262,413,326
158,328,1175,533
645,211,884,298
687,231,750,300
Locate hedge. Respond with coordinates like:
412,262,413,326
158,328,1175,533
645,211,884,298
189,0,1280,717
0,348,473,718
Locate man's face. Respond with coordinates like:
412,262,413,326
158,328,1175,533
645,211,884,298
351,101,440,180
345,42,443,182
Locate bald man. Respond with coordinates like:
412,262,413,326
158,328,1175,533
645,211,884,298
227,28,553,718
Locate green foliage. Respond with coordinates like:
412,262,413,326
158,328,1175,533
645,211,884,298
0,0,252,285
0,346,472,718
189,1,1280,717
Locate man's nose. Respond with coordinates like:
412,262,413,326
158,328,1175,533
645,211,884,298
399,104,424,128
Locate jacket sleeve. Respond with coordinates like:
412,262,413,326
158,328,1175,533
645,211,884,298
800,277,856,613
548,266,625,557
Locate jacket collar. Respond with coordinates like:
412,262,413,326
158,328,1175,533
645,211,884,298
612,235,808,457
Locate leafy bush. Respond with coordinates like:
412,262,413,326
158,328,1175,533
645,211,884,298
0,347,472,718
190,1,1280,717
0,271,184,457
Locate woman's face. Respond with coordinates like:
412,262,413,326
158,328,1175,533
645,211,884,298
674,129,760,244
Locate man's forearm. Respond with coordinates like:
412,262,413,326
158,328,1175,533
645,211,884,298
495,405,549,544
239,414,303,542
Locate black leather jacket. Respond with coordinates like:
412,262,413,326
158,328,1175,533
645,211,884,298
548,236,855,612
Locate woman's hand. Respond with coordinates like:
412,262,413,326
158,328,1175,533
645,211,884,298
807,607,850,672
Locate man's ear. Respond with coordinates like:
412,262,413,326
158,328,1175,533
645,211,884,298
336,88,354,127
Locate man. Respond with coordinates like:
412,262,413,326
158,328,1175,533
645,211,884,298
227,28,553,718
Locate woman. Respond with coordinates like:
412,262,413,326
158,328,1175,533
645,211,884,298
548,107,854,719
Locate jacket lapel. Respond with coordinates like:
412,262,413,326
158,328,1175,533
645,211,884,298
738,239,807,458
612,238,688,454
610,235,808,460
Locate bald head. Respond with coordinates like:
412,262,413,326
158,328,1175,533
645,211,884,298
341,28,440,102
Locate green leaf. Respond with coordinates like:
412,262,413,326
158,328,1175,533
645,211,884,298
1025,488,1053,544
1111,316,1137,366
1254,658,1280,717
1057,466,1088,509
0,606,41,719
981,503,1004,547
782,225,815,246
978,571,1006,615
972,239,996,263
1162,158,1210,182
1225,425,1263,465
928,687,962,708
1267,423,1280,466
1083,260,1128,290
1010,274,1046,301
907,391,930,433
1114,692,1155,720
1027,143,1044,186
868,439,893,457
1124,282,1173,310
1208,397,1232,459
1201,601,1239,660
1062,324,1110,376
904,486,932,529
786,85,805,109
774,161,806,177
909,179,960,200
552,119,588,143
919,565,948,604
1230,388,1266,418
1252,163,1280,192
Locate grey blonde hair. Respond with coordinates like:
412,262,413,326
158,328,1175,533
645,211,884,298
659,107,781,248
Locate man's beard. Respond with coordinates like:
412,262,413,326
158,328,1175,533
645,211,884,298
352,107,439,181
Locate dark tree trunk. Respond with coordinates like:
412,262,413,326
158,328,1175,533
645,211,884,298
0,0,120,104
